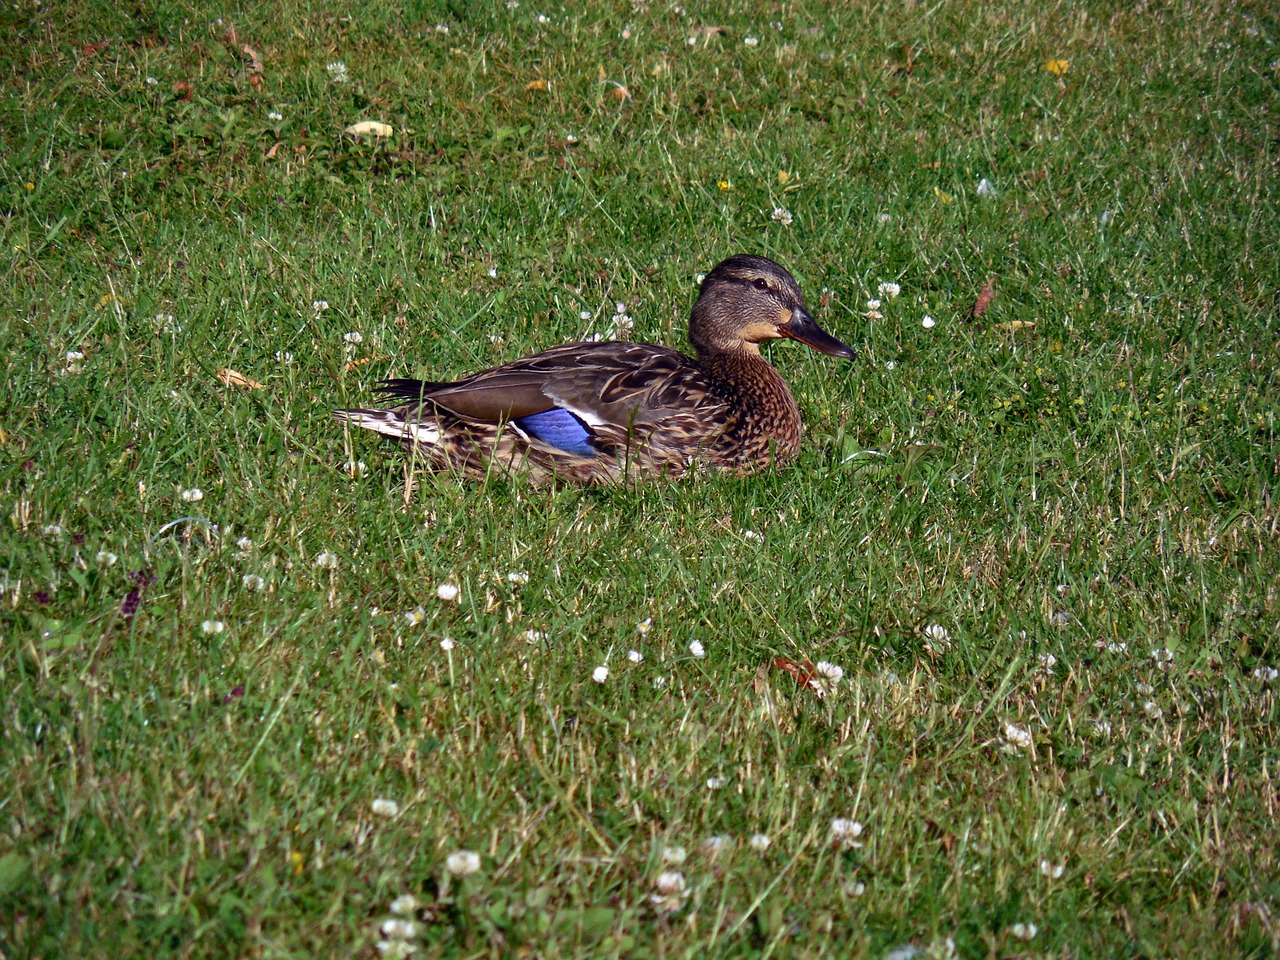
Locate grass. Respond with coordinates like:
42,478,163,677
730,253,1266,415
2,0,1278,956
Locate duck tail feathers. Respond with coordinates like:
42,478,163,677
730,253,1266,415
333,408,441,445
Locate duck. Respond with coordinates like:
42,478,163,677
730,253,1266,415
334,254,855,485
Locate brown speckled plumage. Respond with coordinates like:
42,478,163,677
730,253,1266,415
334,255,855,485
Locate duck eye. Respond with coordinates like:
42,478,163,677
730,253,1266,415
753,278,770,291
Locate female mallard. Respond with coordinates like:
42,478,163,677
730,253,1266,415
335,254,854,485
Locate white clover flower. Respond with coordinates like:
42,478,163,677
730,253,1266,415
434,23,449,33
242,573,265,591
275,350,293,363
1135,682,1154,695
649,871,689,914
201,619,225,635
922,623,951,651
313,299,329,313
375,941,415,959
661,845,687,865
744,36,759,46
66,350,86,362
145,75,158,85
579,310,592,320
314,550,338,570
749,833,771,852
326,61,349,83
343,460,368,477
830,818,863,848
380,918,419,940
1098,209,1113,228
700,835,731,856
976,177,994,198
536,13,549,23
636,617,653,635
771,207,793,226
1039,859,1065,879
1004,723,1033,748
268,110,283,121
95,550,118,566
1009,923,1037,941
445,850,481,877
436,582,459,602
706,776,727,790
181,488,204,502
877,281,901,299
237,536,254,551
404,606,426,626
343,331,363,344
653,676,668,689
592,665,609,683
689,640,705,658
487,266,497,278
866,298,881,311
877,212,892,223
1038,653,1058,670
505,571,529,585
523,629,546,643
686,35,697,45
741,529,764,542
371,797,400,818
439,637,455,651
810,660,844,697
1143,701,1164,719
627,649,644,663
389,894,418,915
921,315,936,329
885,360,897,370
1152,647,1174,669
843,880,866,897
1092,718,1112,737
1253,666,1279,684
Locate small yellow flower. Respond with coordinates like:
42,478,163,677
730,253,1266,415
777,170,790,184
290,851,304,875
1045,59,1069,76
717,180,730,190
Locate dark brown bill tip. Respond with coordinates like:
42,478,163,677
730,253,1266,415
781,308,856,360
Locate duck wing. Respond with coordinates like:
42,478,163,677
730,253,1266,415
378,342,729,457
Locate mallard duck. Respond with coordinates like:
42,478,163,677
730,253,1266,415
335,254,854,485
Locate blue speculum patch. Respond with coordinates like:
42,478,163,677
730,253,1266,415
514,408,596,456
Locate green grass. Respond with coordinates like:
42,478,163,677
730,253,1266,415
2,0,1278,956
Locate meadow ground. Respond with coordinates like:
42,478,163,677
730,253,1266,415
2,0,1278,956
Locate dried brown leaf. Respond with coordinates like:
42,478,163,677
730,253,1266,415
969,278,997,319
344,120,394,138
218,368,263,391
771,658,825,699
525,79,549,91
242,43,264,74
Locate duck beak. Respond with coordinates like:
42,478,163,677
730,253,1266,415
780,307,856,360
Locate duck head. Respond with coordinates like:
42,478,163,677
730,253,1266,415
688,254,856,361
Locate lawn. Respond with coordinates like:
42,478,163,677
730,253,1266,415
1,0,1278,956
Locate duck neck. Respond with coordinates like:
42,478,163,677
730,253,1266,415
698,346,801,426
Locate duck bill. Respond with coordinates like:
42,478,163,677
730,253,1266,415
780,308,856,360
